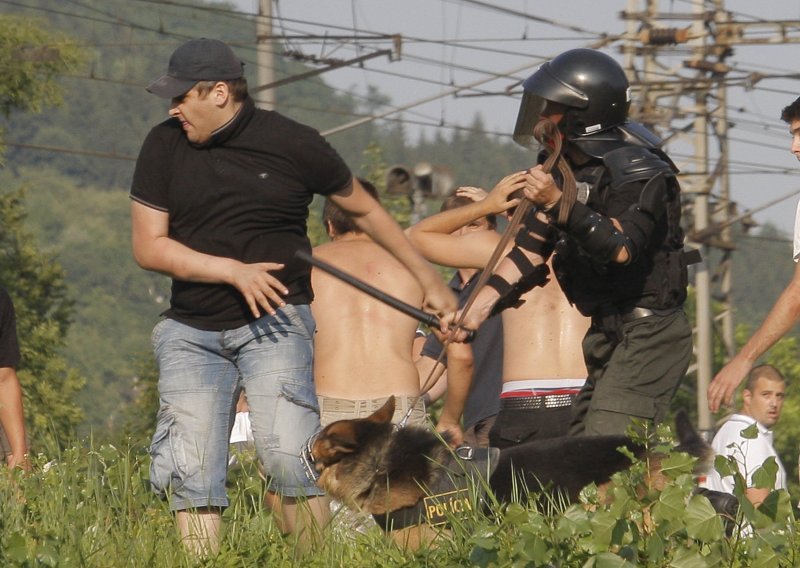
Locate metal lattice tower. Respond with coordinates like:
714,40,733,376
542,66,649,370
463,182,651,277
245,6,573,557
620,0,800,433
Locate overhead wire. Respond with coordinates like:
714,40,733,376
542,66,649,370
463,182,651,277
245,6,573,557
3,0,800,223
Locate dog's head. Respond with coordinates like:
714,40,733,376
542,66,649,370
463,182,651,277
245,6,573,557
310,395,396,470
308,395,450,514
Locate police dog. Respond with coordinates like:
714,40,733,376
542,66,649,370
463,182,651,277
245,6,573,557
307,396,725,523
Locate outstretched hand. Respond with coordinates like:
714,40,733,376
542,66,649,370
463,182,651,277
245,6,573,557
707,357,752,413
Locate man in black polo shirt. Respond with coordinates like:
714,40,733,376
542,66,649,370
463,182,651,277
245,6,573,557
131,38,455,556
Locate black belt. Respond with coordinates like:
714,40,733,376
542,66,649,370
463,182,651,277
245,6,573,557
592,306,680,341
618,306,679,323
500,393,576,411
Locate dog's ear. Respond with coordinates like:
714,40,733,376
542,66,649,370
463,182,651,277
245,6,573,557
368,395,395,424
314,422,360,463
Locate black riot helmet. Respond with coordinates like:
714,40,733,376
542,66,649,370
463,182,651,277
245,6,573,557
513,48,631,148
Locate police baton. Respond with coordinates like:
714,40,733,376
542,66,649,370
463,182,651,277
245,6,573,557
294,250,475,342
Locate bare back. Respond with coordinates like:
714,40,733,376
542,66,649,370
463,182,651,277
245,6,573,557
311,235,425,399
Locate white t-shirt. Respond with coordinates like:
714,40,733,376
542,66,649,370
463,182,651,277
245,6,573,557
704,413,786,494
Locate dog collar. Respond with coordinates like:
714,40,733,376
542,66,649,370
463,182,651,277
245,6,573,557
300,431,321,483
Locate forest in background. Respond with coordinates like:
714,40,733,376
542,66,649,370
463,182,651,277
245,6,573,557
0,0,796,445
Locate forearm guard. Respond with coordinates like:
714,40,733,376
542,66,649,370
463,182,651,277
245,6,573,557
514,212,557,260
548,200,631,264
486,249,551,315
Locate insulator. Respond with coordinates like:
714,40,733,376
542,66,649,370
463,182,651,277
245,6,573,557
642,28,689,46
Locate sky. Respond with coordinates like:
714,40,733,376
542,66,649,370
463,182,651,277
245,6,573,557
230,0,800,236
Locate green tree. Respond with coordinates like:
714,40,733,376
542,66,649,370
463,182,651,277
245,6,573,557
0,14,85,449
0,15,81,118
0,189,84,449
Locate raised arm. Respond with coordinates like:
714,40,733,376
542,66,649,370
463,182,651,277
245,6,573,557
327,178,457,316
708,261,800,412
406,173,524,268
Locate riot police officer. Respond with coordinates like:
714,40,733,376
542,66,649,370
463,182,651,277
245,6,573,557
447,48,693,436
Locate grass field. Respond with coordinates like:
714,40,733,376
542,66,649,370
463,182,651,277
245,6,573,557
1,433,797,567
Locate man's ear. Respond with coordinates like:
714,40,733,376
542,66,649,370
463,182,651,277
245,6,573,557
213,81,231,106
741,389,752,411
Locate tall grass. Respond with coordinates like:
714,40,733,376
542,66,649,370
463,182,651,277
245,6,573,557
0,442,476,566
1,430,798,566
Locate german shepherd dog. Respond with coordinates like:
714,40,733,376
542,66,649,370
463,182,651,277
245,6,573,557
305,396,737,529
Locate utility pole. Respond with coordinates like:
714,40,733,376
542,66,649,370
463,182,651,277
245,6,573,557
688,0,714,435
256,0,276,110
620,0,800,433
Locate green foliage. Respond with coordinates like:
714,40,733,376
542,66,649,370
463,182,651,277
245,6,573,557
711,437,797,565
0,188,84,449
119,353,159,447
0,15,81,118
2,417,800,565
2,167,170,437
465,422,796,567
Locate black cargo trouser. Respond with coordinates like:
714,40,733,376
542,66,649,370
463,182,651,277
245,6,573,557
569,309,692,437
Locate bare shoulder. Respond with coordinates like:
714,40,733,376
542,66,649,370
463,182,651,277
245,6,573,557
313,239,419,289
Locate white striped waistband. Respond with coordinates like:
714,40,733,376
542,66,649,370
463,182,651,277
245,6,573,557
501,378,586,394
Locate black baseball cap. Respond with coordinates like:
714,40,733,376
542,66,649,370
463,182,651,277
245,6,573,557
147,38,244,99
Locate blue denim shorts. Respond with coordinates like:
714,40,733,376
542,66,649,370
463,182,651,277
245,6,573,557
148,304,323,511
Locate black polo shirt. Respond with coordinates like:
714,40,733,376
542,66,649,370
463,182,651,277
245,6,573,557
131,97,352,330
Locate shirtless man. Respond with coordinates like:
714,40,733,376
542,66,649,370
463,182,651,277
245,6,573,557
311,180,468,443
407,174,589,445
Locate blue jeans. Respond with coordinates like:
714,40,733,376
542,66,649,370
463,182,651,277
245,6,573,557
148,304,323,511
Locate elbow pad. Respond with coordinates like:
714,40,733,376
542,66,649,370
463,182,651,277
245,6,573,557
556,201,632,263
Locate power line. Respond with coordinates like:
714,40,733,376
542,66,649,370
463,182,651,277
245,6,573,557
4,141,136,161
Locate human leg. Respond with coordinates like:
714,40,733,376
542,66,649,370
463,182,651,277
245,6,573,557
582,311,692,436
265,492,330,544
232,305,329,540
176,509,222,557
569,326,614,436
489,406,572,448
148,318,240,555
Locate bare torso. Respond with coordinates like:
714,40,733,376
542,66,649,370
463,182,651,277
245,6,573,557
453,230,589,383
311,235,425,399
501,267,589,382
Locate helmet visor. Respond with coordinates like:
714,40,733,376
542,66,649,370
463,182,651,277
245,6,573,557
512,91,547,148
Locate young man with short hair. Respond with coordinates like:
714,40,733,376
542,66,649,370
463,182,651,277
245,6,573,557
705,365,787,506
